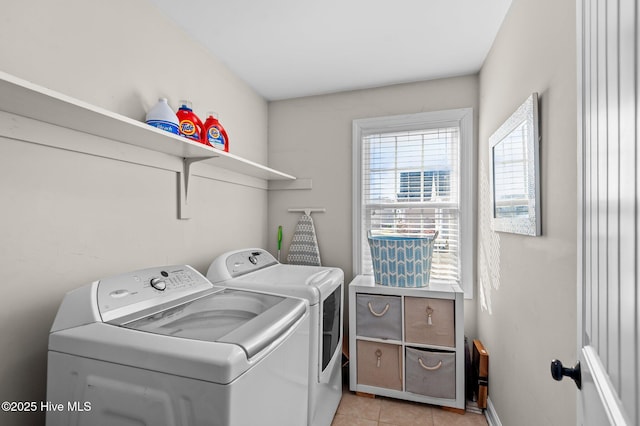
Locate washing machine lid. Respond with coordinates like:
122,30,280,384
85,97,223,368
49,289,307,384
229,264,342,304
207,249,344,304
116,288,304,359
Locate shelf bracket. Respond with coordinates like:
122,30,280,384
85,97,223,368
178,157,213,219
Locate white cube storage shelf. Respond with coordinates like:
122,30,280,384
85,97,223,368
348,275,465,410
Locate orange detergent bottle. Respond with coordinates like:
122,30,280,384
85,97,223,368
176,100,205,144
203,112,229,152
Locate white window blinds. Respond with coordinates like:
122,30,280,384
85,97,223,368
359,126,462,284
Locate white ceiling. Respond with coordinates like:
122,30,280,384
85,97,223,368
148,0,512,101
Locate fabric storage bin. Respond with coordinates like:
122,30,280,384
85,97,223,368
367,232,438,287
356,294,402,340
405,347,455,399
357,340,403,390
404,297,455,347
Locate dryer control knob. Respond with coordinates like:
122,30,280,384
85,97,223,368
150,277,167,291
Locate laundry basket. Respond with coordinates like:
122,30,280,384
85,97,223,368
367,231,438,287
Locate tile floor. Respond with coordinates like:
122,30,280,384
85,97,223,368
331,388,488,426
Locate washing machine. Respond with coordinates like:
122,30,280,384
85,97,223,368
207,249,344,426
46,265,310,426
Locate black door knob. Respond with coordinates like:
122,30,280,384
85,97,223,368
550,359,582,389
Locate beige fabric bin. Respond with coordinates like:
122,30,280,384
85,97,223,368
356,294,402,340
404,297,455,347
405,347,455,399
356,340,403,390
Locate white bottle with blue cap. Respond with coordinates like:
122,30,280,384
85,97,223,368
146,98,180,135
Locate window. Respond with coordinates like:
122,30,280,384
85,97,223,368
352,109,474,296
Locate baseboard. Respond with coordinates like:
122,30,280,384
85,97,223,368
485,397,502,426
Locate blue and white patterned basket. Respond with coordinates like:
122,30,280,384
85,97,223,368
367,231,438,287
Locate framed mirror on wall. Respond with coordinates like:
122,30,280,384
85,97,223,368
489,92,540,236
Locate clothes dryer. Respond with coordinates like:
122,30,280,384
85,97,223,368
47,265,309,426
207,249,343,426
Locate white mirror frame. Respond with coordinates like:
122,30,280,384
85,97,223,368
489,92,541,236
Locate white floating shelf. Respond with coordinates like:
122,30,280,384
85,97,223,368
0,70,295,181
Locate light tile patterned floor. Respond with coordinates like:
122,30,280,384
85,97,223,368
332,389,488,426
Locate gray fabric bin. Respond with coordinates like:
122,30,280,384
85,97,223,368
356,294,402,340
405,347,455,399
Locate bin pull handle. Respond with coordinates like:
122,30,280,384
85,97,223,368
426,305,434,326
368,302,390,317
418,358,443,371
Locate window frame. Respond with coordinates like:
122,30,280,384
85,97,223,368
352,108,475,298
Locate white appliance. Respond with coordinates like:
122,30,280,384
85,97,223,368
207,249,344,426
46,265,310,426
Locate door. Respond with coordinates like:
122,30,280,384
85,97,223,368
570,0,639,424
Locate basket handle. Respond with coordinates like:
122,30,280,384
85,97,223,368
368,302,390,317
418,358,443,371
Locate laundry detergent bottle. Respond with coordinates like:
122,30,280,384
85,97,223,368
176,100,205,144
203,112,229,152
145,98,180,135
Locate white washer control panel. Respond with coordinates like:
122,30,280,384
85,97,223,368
225,250,278,277
97,265,213,323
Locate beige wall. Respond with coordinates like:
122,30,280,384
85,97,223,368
477,0,577,424
0,1,269,425
267,75,480,340
0,0,579,425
